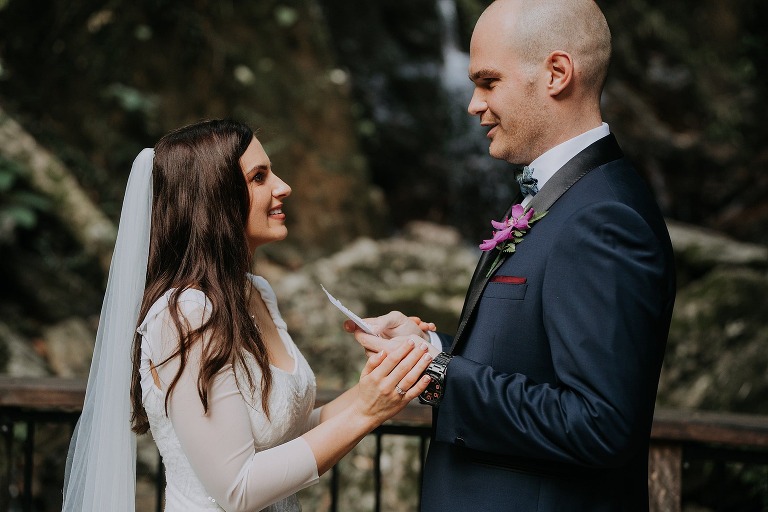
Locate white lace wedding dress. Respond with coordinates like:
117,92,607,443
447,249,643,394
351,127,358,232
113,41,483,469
137,274,320,511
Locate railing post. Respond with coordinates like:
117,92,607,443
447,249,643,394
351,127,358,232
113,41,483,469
1,417,12,512
649,441,682,512
418,433,428,511
23,418,34,512
155,452,164,512
374,432,382,512
330,463,339,512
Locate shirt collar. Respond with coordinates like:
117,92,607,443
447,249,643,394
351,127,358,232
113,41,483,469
521,123,610,206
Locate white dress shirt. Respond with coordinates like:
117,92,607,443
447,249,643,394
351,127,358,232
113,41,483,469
521,123,611,206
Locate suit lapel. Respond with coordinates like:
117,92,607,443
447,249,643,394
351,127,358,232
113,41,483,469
527,133,623,214
449,134,624,354
451,197,519,350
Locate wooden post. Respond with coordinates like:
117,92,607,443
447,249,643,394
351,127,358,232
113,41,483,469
648,442,681,512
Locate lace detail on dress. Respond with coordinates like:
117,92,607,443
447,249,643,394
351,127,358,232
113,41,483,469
139,276,316,512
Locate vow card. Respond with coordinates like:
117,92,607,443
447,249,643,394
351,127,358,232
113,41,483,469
321,285,377,336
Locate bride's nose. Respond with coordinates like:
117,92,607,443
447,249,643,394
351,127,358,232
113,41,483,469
273,175,291,198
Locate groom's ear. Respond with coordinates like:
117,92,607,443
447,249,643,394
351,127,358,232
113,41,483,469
546,51,573,97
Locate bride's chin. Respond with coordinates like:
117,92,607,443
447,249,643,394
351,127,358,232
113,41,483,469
269,230,288,244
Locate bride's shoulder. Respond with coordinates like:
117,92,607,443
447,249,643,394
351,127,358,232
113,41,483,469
174,288,211,310
246,273,277,301
139,288,212,334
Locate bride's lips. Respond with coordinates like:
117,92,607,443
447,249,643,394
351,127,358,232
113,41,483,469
268,205,286,220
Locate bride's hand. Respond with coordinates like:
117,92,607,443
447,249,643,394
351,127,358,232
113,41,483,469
355,337,433,423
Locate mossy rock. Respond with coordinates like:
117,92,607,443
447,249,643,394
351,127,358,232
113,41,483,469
658,267,768,414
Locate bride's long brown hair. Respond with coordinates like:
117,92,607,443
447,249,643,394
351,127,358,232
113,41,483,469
130,119,271,434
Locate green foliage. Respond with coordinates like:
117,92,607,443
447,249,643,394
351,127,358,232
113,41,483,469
682,460,768,511
101,83,158,115
274,5,299,27
0,158,49,243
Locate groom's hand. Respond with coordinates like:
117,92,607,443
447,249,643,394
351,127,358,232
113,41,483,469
344,311,438,357
409,315,437,334
344,311,433,338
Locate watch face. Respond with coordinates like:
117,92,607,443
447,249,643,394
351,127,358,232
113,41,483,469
419,392,439,405
421,377,442,403
421,393,438,403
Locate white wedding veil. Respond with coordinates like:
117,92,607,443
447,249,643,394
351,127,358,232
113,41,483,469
62,148,154,511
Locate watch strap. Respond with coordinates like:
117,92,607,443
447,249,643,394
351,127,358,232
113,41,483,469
419,352,452,406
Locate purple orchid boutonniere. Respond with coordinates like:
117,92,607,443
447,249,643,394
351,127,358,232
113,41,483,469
479,204,548,277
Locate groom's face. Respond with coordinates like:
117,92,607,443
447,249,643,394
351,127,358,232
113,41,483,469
467,6,549,166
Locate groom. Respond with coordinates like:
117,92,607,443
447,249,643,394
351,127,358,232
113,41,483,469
350,0,675,510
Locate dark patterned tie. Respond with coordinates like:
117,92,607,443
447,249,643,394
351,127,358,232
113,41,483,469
516,165,538,197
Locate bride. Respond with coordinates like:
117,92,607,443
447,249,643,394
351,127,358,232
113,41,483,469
62,119,433,511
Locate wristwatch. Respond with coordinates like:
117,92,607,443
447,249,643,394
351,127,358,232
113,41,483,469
419,352,453,406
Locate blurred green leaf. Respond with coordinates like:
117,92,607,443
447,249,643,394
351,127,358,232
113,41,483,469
102,83,158,114
0,169,15,191
1,205,37,228
274,5,299,27
12,191,50,211
0,158,48,233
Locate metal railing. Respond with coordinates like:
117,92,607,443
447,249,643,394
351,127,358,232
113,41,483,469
2,377,768,511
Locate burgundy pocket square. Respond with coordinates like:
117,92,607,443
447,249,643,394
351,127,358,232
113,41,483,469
490,275,527,284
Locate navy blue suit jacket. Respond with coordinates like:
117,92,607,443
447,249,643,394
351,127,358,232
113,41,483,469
421,135,675,511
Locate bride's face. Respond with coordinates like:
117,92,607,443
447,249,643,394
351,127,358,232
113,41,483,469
240,137,291,252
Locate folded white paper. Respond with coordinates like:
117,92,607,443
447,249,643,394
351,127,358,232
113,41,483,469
321,285,377,335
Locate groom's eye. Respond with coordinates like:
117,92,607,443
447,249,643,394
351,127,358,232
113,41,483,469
479,78,497,90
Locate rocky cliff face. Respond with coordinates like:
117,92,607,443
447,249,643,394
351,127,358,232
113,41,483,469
660,222,768,414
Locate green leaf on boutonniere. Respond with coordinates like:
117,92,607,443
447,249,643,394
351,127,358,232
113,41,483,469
530,210,548,223
503,244,516,253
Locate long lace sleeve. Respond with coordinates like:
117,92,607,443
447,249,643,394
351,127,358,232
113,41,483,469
145,291,319,511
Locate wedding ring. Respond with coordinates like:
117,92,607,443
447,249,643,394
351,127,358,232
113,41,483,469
395,385,406,396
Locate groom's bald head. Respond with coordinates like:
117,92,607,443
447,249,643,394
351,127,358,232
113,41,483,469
478,0,612,96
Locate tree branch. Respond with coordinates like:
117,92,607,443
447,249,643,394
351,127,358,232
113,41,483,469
0,106,116,273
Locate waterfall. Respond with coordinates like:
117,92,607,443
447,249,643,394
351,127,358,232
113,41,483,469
435,0,513,232
437,0,470,94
